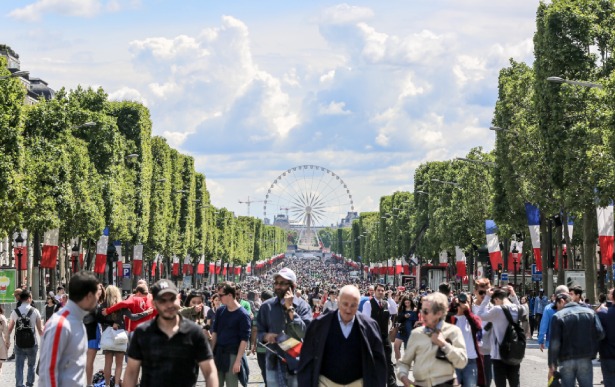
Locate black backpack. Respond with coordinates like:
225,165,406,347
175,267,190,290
15,308,36,348
498,306,526,365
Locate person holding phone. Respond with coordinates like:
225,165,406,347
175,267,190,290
256,268,312,387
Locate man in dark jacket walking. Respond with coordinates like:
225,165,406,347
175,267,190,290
298,285,387,387
597,287,615,387
548,293,605,387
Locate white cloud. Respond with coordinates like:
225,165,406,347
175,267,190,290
128,15,299,148
108,87,147,105
319,101,351,116
8,0,139,21
320,3,374,25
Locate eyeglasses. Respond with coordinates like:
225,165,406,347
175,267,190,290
421,309,431,315
274,281,290,286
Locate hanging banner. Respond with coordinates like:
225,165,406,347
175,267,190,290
94,227,109,274
41,228,59,269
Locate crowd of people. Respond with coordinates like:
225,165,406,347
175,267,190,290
0,256,613,387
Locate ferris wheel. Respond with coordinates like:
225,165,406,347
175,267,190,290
264,165,355,250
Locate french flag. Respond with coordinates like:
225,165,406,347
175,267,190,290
115,243,122,278
525,203,543,271
485,220,503,269
151,254,159,277
133,245,143,276
94,228,109,274
41,229,59,269
172,256,180,276
183,255,193,275
597,205,614,266
455,246,467,277
197,255,205,275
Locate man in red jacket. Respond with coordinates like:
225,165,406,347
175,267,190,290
102,284,155,332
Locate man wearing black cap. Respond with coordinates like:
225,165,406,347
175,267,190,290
123,279,218,387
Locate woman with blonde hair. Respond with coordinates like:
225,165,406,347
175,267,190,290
98,285,151,387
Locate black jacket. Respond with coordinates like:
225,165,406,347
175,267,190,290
297,311,387,387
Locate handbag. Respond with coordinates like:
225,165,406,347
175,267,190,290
388,325,398,343
100,327,128,352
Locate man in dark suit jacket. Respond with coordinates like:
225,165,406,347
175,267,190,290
298,285,387,387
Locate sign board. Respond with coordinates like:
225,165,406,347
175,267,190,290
501,272,509,282
122,263,131,278
564,270,586,294
532,264,542,282
0,269,17,303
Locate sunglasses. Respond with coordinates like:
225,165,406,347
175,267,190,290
274,281,290,286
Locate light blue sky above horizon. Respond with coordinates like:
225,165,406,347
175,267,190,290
2,0,538,222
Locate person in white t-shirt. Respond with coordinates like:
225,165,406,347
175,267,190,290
7,290,44,387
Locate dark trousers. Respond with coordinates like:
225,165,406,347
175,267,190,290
382,334,397,387
257,352,267,386
483,354,493,387
492,359,520,387
529,315,536,337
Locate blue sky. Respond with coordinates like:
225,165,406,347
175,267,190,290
1,0,538,222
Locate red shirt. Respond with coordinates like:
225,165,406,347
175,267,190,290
106,294,155,332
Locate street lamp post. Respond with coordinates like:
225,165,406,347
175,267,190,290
512,247,519,290
15,232,24,288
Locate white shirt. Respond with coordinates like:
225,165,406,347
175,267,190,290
337,311,356,338
455,315,478,359
361,297,397,317
10,302,42,346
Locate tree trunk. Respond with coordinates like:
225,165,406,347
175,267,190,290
582,203,597,303
556,225,565,286
562,212,574,269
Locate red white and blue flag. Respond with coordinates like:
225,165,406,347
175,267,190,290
525,203,542,271
597,205,614,266
94,228,109,274
133,245,143,276
455,246,467,277
485,220,503,269
41,229,59,269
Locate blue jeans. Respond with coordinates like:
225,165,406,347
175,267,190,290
456,358,478,386
265,356,298,387
15,345,37,387
559,358,593,387
601,358,615,387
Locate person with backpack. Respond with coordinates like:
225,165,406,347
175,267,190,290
476,286,524,387
7,289,44,387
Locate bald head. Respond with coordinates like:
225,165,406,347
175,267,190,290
339,285,360,301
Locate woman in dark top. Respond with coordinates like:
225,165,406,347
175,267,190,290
394,295,419,362
44,294,61,322
205,293,221,342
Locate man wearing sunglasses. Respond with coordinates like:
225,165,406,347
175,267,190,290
123,279,218,387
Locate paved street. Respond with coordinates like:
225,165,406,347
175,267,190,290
0,338,605,386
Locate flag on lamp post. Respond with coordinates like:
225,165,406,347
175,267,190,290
133,245,143,276
151,254,159,277
525,203,542,271
455,246,467,277
597,204,614,266
172,256,180,276
94,228,109,274
41,229,59,269
184,255,193,275
197,255,205,275
485,220,503,269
